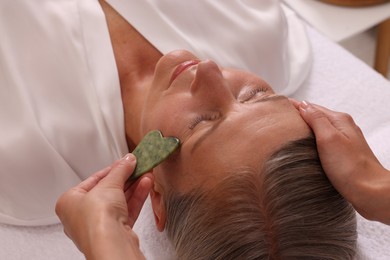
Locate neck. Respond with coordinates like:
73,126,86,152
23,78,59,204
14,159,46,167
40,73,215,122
100,0,162,151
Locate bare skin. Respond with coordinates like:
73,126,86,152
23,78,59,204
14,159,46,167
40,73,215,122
56,154,153,260
100,0,310,231
56,3,390,260
297,101,390,225
99,0,162,151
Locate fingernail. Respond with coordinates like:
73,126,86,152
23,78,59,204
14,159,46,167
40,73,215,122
301,100,311,108
300,100,312,112
123,153,136,162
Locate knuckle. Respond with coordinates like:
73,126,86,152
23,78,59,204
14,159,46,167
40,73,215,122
355,124,363,135
55,194,66,216
130,231,140,246
337,112,354,124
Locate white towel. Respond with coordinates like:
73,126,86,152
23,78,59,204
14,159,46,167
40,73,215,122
135,25,390,260
292,26,390,260
0,22,389,260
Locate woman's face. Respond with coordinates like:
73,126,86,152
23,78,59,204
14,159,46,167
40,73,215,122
141,50,310,193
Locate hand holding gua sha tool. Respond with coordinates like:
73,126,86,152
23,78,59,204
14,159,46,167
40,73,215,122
129,130,180,181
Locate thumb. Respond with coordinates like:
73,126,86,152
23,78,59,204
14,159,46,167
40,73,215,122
101,153,137,188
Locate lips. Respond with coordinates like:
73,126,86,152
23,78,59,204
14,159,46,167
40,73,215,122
170,60,200,84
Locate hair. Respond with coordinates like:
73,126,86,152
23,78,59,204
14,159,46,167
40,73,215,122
163,136,357,260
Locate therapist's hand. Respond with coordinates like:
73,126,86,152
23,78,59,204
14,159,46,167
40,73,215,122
297,101,390,225
56,154,153,260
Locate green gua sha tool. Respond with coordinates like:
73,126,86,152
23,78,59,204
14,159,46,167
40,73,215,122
129,130,180,181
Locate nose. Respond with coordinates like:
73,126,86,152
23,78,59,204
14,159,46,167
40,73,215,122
190,60,234,107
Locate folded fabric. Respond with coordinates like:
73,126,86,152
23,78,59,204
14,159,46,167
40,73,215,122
0,24,389,260
0,0,310,226
292,26,390,260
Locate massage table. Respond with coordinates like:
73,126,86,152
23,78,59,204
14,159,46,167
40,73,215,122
1,9,390,260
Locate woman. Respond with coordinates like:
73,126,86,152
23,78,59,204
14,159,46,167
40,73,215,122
2,0,357,258
56,48,358,257
58,97,390,259
101,4,356,257
55,3,357,257
0,0,310,226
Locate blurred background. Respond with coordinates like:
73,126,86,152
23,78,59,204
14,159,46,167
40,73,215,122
283,0,390,79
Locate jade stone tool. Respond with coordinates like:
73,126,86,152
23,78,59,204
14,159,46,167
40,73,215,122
129,130,180,181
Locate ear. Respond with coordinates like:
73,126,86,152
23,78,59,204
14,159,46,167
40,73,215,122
150,182,166,232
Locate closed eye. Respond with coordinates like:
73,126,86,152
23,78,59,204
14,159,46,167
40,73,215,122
240,87,268,102
189,87,269,129
189,113,220,129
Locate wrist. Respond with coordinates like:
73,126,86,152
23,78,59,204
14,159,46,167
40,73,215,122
83,215,145,260
372,168,390,224
352,164,390,224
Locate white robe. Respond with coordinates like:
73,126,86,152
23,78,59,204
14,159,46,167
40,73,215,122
0,0,311,226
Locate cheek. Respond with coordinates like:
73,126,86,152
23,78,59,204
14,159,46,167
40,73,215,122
141,101,174,132
153,160,183,192
156,112,187,137
153,148,204,193
142,100,193,136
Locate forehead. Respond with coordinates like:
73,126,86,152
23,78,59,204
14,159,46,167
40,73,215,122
222,68,273,93
175,98,310,191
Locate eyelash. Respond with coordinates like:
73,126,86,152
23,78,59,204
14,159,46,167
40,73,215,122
189,87,267,129
189,113,220,129
242,87,268,102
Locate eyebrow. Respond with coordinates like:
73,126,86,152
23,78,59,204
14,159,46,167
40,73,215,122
189,94,286,154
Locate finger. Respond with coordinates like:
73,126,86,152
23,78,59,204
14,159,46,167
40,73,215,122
127,177,153,227
124,172,153,201
77,158,122,192
288,98,300,110
307,103,339,117
111,159,121,168
298,101,340,142
76,166,112,192
126,174,154,227
306,103,360,138
100,154,137,188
